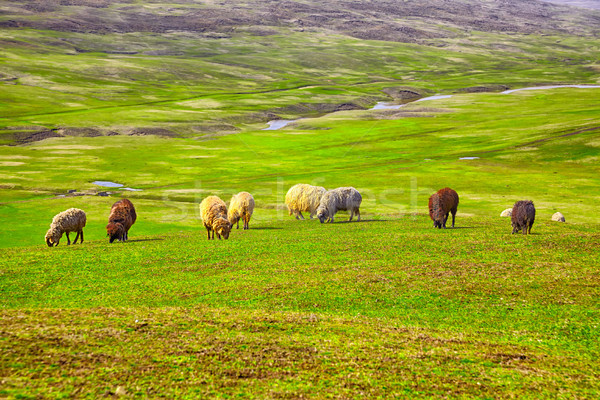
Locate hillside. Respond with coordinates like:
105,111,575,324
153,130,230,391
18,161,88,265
1,0,599,398
3,0,600,40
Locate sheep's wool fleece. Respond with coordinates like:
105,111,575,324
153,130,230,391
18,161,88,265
50,208,87,232
551,212,565,222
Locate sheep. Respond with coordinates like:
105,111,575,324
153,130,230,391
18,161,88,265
511,200,535,235
200,195,232,240
45,208,86,247
228,191,255,230
428,187,459,229
316,187,362,223
106,198,137,243
285,183,326,220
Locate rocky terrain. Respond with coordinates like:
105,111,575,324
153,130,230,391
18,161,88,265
1,0,599,43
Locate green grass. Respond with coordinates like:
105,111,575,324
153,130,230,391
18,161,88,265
1,216,599,398
1,5,600,397
1,27,599,137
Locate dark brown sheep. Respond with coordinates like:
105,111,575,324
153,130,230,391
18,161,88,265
511,200,535,235
428,187,459,229
106,199,137,243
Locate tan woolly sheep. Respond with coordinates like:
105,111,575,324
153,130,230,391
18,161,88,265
228,191,255,230
200,196,232,240
45,208,86,247
316,187,362,223
285,183,326,220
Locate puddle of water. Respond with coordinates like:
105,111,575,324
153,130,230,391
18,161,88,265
415,95,454,103
502,85,600,94
93,180,123,188
371,102,405,110
262,120,299,130
459,157,480,160
120,187,143,192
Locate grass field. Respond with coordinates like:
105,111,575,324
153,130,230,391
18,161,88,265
1,0,600,397
1,86,599,398
2,216,599,398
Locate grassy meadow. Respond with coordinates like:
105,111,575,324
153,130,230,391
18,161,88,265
1,3,600,397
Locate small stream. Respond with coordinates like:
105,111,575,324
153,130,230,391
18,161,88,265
263,85,600,130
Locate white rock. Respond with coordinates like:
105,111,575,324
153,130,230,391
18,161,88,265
552,212,565,222
500,208,512,217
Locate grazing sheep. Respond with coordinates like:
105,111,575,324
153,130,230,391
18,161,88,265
511,200,535,234
106,199,137,243
200,195,232,240
500,208,512,217
285,183,326,220
45,208,86,247
552,212,565,222
228,191,255,230
428,188,459,229
316,187,362,223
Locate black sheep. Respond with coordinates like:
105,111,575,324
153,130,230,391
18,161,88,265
511,200,535,235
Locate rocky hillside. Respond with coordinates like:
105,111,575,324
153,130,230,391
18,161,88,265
1,0,599,43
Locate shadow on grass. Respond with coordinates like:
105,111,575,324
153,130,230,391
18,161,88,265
249,227,284,230
331,219,388,224
127,238,165,242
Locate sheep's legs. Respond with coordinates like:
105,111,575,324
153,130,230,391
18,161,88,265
243,215,249,230
348,210,354,222
66,232,71,245
451,211,456,228
297,212,305,220
236,220,240,229
206,228,212,240
73,231,80,244
80,230,84,244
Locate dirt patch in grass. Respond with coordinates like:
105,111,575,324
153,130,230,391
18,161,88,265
1,306,593,398
127,127,179,137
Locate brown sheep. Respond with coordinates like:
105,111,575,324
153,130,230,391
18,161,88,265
428,187,459,229
200,196,232,240
511,200,535,235
228,191,255,230
106,199,137,243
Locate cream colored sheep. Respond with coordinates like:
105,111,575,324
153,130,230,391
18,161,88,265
285,183,326,220
228,191,255,230
200,196,232,240
45,208,87,247
316,187,362,223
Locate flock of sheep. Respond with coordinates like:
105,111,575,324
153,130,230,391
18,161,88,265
44,183,540,246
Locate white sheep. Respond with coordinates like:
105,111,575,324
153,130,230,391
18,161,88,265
316,187,362,223
285,183,326,220
228,191,255,230
200,196,232,240
45,208,87,247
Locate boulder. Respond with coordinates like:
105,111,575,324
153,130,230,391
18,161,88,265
552,212,565,222
500,208,512,217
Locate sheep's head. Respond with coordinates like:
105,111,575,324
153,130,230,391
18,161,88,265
316,208,327,224
227,209,240,226
45,227,61,247
106,222,124,243
428,195,444,227
214,217,232,239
